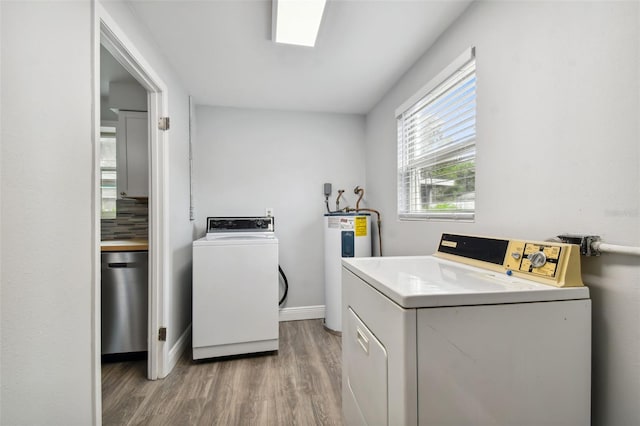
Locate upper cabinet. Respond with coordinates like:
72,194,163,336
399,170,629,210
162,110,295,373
117,111,148,198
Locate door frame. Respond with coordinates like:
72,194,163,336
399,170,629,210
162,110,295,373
92,2,170,422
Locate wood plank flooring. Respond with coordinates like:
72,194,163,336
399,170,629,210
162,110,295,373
102,319,343,426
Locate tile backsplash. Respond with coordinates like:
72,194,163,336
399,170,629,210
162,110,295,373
101,198,148,240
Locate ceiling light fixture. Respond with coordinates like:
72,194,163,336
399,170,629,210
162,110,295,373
272,0,327,47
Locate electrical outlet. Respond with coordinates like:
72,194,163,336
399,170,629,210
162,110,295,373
266,208,274,217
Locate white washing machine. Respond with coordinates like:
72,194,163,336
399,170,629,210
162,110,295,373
192,217,279,360
342,233,591,426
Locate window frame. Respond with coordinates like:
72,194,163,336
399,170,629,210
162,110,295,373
100,122,118,220
396,47,476,222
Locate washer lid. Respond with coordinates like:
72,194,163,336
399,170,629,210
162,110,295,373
193,232,278,246
342,256,589,309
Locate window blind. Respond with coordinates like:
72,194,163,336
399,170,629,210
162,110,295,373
397,48,476,221
100,126,117,219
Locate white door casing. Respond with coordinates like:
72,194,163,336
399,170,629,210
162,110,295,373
93,2,170,424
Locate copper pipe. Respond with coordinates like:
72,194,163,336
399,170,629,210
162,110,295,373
335,190,345,211
354,186,364,210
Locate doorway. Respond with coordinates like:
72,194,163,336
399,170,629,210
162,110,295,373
99,44,150,367
93,7,171,421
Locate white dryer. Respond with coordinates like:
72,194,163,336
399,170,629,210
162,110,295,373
342,233,591,426
192,217,279,360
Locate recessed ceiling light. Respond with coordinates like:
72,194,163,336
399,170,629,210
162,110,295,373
272,0,327,47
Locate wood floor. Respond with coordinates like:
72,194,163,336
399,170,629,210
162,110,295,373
102,319,343,425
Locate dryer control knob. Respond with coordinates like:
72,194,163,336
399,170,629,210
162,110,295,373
528,251,547,268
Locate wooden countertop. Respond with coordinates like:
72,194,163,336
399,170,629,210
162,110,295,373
101,239,148,252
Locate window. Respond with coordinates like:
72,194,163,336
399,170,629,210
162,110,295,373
397,47,476,221
100,125,117,219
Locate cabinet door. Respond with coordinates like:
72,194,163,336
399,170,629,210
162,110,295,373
344,307,388,426
116,111,148,198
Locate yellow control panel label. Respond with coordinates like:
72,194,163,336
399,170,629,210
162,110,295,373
536,262,559,276
441,240,458,248
543,246,561,260
519,243,561,277
523,244,540,256
355,216,368,237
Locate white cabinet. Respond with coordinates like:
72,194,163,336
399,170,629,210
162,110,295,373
116,111,148,198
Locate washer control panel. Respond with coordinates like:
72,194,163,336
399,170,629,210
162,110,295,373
435,234,584,287
206,216,274,233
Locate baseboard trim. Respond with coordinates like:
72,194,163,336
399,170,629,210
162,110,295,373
166,324,191,374
279,305,325,322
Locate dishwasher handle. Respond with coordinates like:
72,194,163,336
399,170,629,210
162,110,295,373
108,262,129,268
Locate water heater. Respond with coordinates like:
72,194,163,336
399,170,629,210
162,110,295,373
324,213,371,332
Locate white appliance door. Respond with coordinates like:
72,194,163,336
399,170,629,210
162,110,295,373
345,307,388,425
193,242,278,348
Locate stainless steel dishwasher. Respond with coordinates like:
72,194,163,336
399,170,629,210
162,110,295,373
101,251,148,355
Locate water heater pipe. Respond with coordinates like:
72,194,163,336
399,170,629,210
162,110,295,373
354,186,364,210
336,189,345,211
591,241,640,256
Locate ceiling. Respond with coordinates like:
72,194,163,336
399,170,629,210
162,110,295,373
126,0,473,114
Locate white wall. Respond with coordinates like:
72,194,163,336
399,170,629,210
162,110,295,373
100,81,147,122
98,0,193,363
364,1,639,425
0,2,94,424
0,1,193,423
0,0,3,418
194,106,366,308
108,81,147,112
